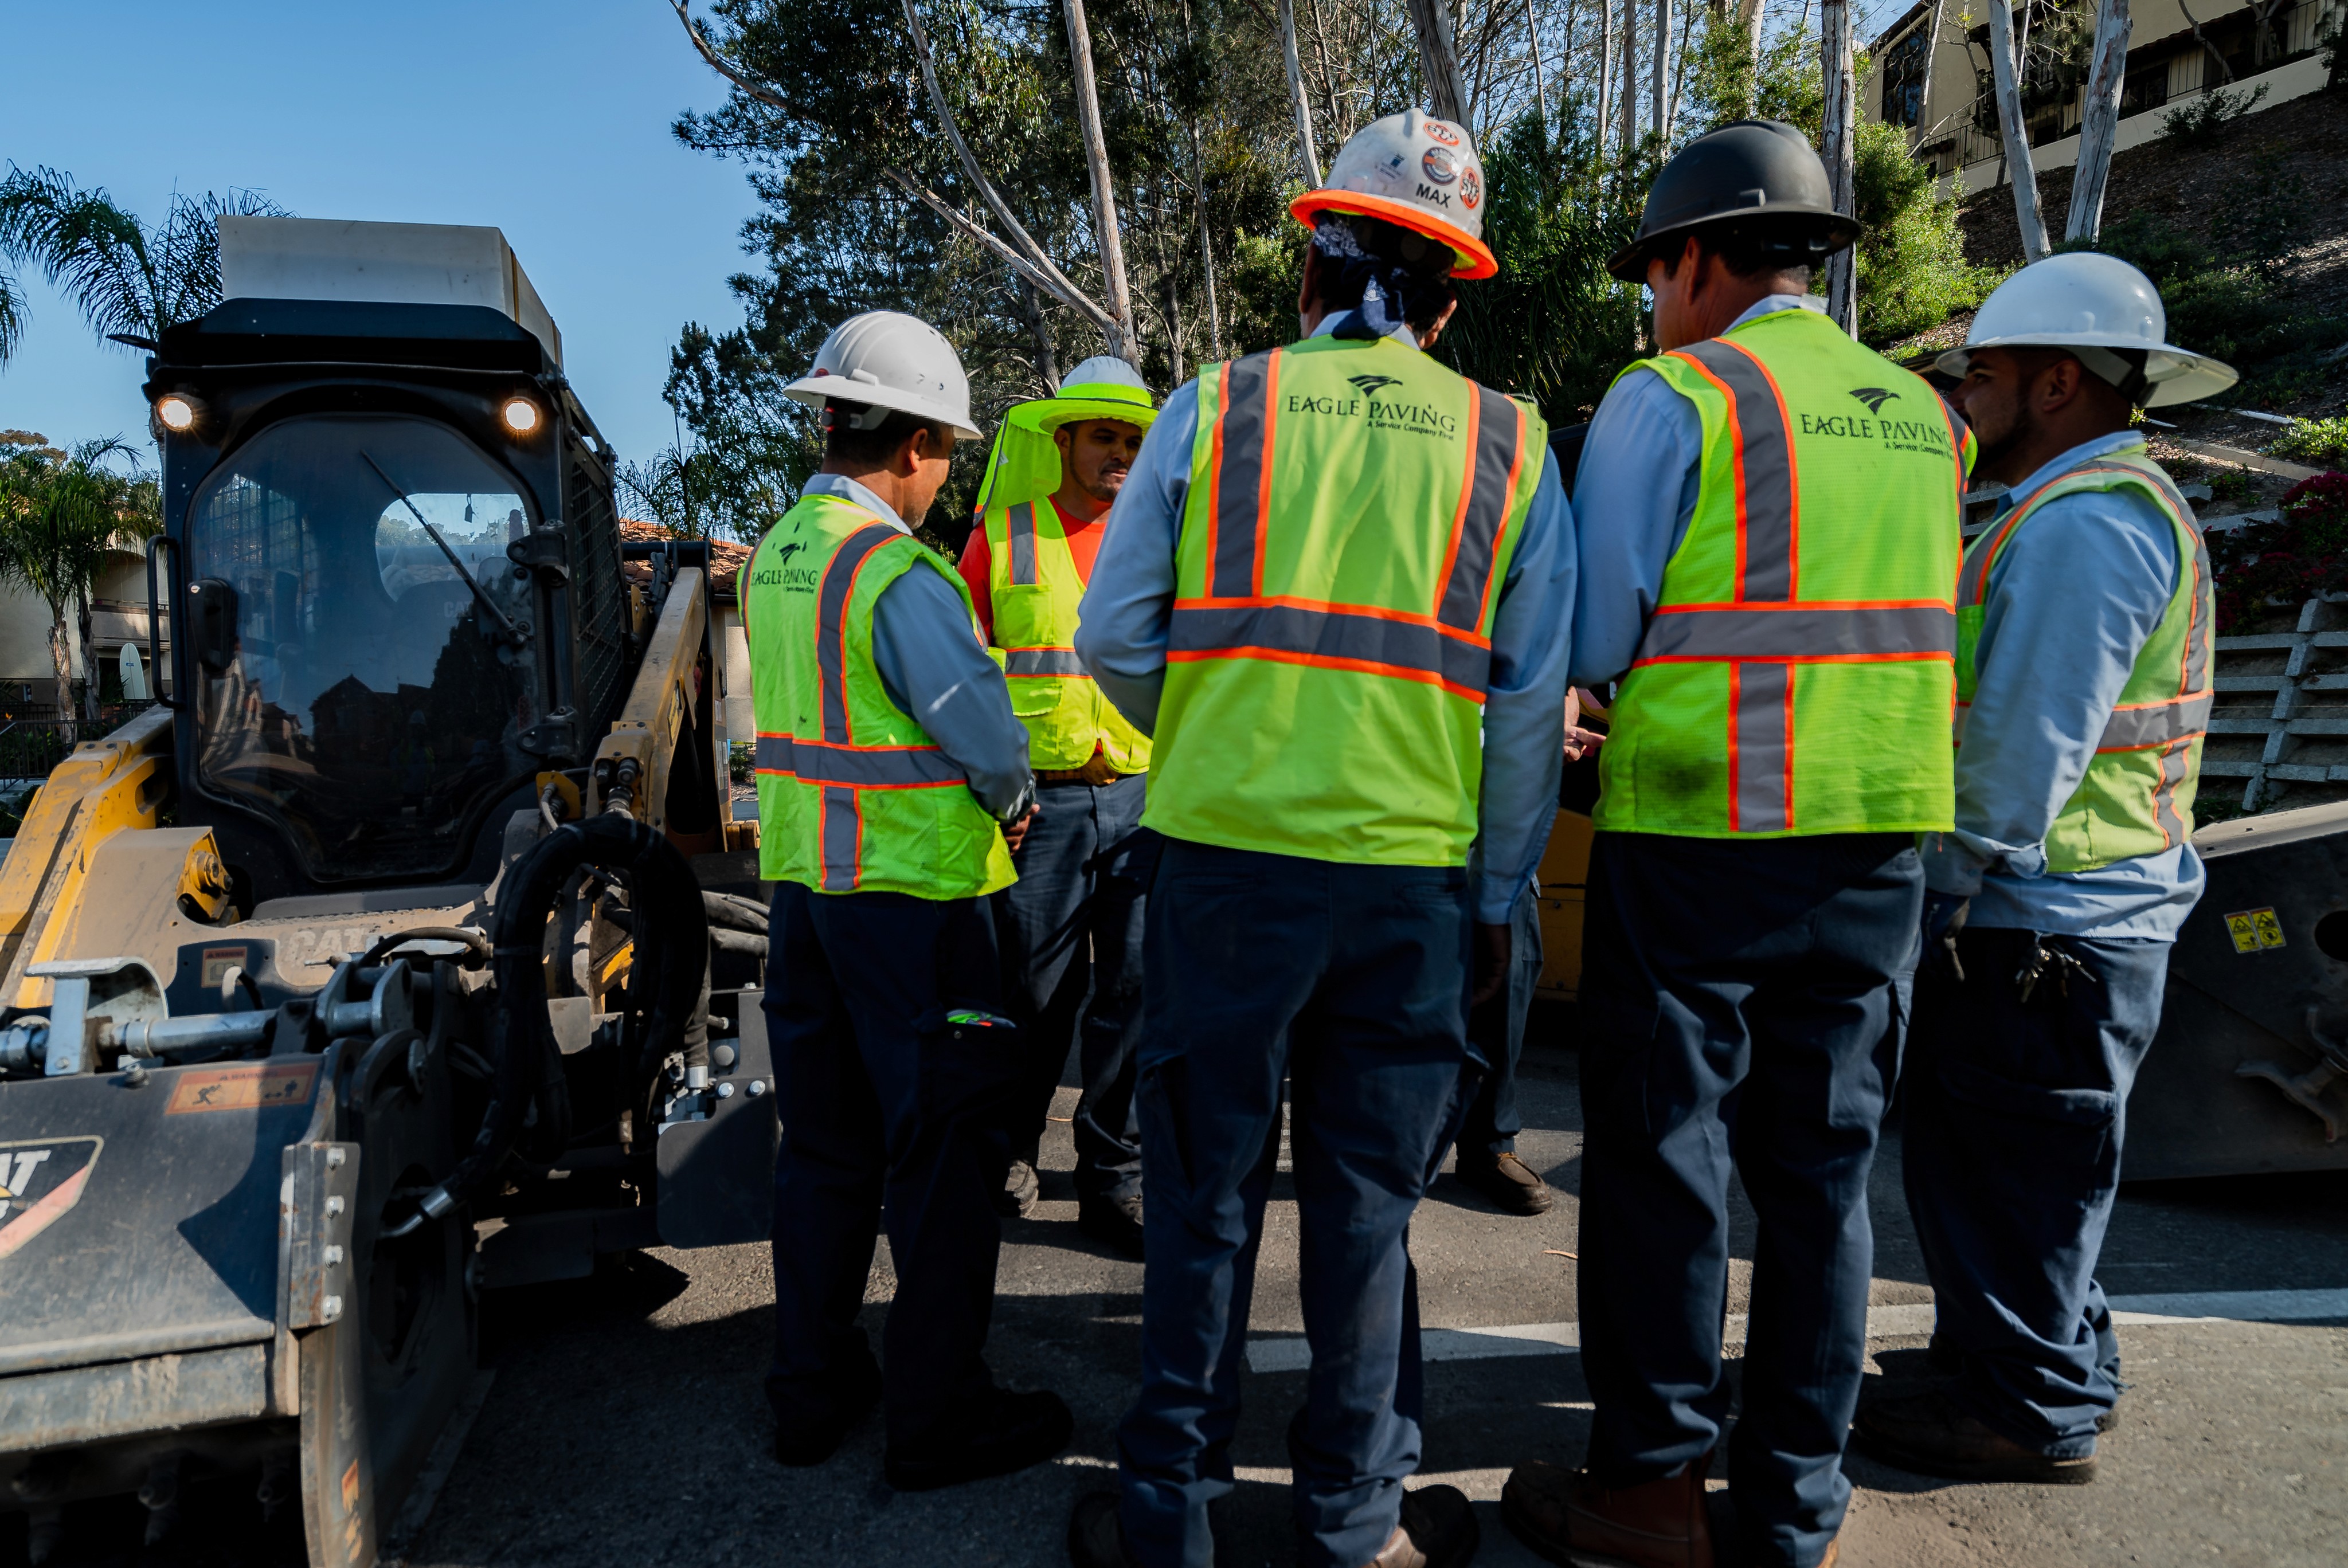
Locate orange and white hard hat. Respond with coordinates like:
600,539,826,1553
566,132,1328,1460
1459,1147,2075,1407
1289,110,1496,280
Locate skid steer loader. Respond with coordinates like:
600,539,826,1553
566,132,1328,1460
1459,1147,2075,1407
0,218,778,1565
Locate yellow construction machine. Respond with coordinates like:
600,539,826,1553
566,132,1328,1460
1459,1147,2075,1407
0,219,777,1565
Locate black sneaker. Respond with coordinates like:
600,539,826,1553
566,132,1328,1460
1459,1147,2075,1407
1077,1193,1145,1258
995,1158,1040,1219
884,1386,1074,1491
1852,1389,2097,1485
769,1357,883,1467
1067,1492,1139,1568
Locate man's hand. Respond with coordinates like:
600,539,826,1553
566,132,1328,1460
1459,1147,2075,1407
1922,891,1970,980
1563,686,1606,763
1001,803,1040,856
1472,921,1513,1006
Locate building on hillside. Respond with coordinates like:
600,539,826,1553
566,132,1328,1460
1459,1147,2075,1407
1867,0,2343,193
0,541,170,714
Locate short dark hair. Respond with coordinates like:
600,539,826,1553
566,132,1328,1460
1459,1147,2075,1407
1308,214,1458,333
1658,218,1831,290
823,403,952,467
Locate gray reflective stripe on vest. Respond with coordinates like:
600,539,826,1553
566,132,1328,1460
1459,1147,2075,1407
1732,662,1793,832
1168,602,1493,696
2097,691,2214,751
752,732,966,786
816,524,901,744
1007,501,1039,586
1635,603,1956,663
1672,338,1797,599
1210,352,1277,598
1437,386,1524,633
820,786,860,892
2153,740,2193,848
1003,647,1087,677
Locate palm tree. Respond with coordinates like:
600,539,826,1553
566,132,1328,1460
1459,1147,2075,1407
0,437,162,734
0,165,287,353
0,265,23,365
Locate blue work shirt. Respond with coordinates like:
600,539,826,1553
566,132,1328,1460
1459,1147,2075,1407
1074,310,1577,923
1570,293,1823,687
799,472,1035,821
1918,432,2205,940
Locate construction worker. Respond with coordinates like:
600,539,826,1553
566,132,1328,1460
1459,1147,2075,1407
746,311,1071,1490
1500,121,1973,1568
1065,110,1576,1568
960,358,1159,1255
1853,254,2232,1484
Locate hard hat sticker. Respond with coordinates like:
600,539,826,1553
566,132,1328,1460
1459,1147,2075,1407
1421,147,1459,185
2224,908,2286,953
0,1136,102,1261
1423,120,1461,146
166,1060,320,1115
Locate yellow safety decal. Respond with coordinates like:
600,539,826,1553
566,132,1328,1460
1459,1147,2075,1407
165,1061,319,1115
2224,908,2286,953
199,945,251,987
0,1136,102,1260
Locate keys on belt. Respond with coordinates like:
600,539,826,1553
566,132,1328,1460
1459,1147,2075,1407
1037,755,1139,786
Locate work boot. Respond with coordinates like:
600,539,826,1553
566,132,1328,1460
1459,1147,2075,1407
1852,1389,2096,1485
1453,1151,1553,1216
884,1386,1074,1491
1077,1191,1145,1258
1502,1451,1712,1568
1067,1492,1140,1568
1915,1334,2118,1432
1360,1483,1479,1568
996,1157,1040,1219
769,1355,883,1467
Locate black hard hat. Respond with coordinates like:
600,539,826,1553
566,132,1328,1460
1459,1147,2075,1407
1606,119,1861,281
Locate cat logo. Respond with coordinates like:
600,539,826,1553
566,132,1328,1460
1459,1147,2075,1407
1849,387,1902,416
1348,375,1406,397
0,1137,101,1261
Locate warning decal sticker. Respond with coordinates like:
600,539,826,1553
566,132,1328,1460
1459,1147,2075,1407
0,1136,102,1261
165,1060,320,1115
2224,908,2287,954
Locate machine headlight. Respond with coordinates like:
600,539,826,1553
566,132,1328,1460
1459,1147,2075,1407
155,393,203,433
499,397,542,436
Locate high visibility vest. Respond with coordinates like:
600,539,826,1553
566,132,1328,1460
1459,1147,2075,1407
1144,332,1548,865
739,492,1015,899
1595,307,1974,837
1955,441,2212,870
979,498,1151,773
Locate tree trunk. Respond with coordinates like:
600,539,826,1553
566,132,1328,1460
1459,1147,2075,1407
1986,0,2051,262
45,602,75,743
1192,128,1225,360
1598,0,1616,148
1013,271,1061,392
1525,0,1549,135
1060,0,1136,362
1666,0,1695,141
1404,0,1472,124
1917,0,1948,130
1821,0,1858,332
1619,0,1640,152
1737,0,1764,77
1652,0,1671,139
2067,0,2132,244
1279,0,1324,185
76,590,99,722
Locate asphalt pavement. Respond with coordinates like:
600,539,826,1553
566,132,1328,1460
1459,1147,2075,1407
411,1017,2348,1568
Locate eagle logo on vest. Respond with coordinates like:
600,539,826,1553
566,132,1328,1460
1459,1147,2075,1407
1849,387,1901,415
1348,374,1405,397
774,540,805,565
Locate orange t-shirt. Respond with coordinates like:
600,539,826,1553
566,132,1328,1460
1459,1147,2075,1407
958,496,1108,643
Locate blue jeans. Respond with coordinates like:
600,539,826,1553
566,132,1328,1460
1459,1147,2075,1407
1578,831,1920,1568
1902,926,2167,1455
1459,885,1545,1159
995,774,1153,1198
1116,840,1476,1568
762,883,1020,1448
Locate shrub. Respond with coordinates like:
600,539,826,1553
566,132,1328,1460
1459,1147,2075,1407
1852,120,2001,344
2161,83,2270,147
2273,416,2348,468
2209,472,2348,632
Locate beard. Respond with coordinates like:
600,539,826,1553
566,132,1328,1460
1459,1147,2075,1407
1968,397,2037,483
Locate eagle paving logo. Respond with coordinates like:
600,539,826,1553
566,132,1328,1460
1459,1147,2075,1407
0,1137,101,1261
1348,374,1406,397
1849,386,1902,415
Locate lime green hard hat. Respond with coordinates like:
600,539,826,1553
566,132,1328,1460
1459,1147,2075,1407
975,356,1157,515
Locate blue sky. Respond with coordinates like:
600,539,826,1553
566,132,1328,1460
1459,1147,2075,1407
0,1,760,469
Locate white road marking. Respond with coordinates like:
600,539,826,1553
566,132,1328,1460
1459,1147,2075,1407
1243,1291,2346,1374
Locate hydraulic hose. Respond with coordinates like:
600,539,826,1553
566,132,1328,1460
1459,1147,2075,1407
387,814,709,1235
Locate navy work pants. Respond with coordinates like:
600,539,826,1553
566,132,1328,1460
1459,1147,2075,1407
1902,926,2167,1455
1117,840,1476,1568
997,774,1152,1199
1458,884,1545,1159
763,881,1021,1448
1578,831,1920,1568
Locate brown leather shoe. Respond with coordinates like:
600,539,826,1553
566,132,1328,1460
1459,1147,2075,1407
1360,1483,1479,1568
1453,1151,1555,1216
1502,1453,1712,1568
1852,1389,2096,1485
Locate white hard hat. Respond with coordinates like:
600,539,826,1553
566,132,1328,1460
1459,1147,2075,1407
782,310,982,439
1935,252,2237,408
1291,110,1496,279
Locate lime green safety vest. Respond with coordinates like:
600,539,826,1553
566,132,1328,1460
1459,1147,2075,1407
1596,307,1975,837
979,498,1151,773
1144,332,1548,865
739,492,1015,899
1955,440,2212,870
